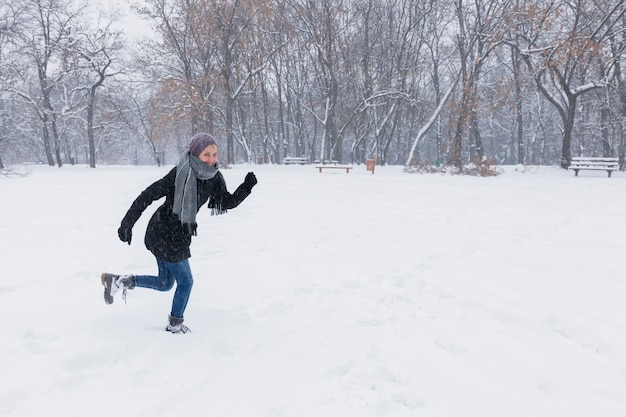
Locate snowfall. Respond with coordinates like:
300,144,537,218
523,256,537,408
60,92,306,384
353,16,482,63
1,161,626,417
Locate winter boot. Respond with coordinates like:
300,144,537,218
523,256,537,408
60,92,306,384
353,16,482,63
166,315,191,334
101,273,135,305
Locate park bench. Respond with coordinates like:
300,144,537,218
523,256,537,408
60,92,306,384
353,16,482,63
283,156,307,165
568,157,619,177
315,163,354,173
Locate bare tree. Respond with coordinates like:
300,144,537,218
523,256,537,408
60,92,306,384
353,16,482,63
6,0,88,167
74,10,124,168
448,0,513,169
0,0,26,168
287,0,347,163
513,0,626,167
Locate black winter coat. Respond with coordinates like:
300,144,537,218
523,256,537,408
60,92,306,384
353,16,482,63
121,167,251,262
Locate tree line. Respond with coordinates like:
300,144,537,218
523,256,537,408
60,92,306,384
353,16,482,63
1,0,625,170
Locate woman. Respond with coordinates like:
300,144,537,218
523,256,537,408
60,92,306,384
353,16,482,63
101,133,257,334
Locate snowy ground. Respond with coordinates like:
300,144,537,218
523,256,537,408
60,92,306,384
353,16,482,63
1,162,626,417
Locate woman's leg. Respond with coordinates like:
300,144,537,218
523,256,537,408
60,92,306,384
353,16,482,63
128,258,194,321
133,259,176,291
163,259,194,319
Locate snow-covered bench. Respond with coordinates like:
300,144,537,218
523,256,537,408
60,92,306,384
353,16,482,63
315,164,354,173
283,156,307,165
569,157,619,177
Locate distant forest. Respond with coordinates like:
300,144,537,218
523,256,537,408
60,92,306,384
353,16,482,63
1,0,625,170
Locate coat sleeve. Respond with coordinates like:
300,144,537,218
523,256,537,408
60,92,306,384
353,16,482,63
120,167,176,228
208,172,251,214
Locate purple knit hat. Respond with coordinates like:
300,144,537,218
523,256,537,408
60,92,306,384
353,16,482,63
188,133,217,157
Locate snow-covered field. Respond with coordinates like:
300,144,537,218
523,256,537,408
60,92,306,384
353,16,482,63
1,163,626,417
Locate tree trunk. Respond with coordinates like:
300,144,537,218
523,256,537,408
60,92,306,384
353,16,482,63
561,96,576,168
41,121,55,166
226,84,235,165
88,85,97,168
512,45,524,163
52,112,62,168
469,102,483,162
601,104,612,157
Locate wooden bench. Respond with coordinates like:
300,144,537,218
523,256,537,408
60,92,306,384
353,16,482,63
283,156,307,165
569,157,619,177
315,164,354,173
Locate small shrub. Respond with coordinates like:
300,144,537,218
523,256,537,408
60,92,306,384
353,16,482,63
405,157,503,177
463,158,503,177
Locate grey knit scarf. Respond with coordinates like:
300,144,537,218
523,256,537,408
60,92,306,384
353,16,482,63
173,151,219,235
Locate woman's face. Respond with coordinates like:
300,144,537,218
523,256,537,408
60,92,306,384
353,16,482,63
198,144,218,165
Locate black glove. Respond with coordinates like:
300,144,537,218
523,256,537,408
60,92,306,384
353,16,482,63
243,172,257,191
118,225,132,245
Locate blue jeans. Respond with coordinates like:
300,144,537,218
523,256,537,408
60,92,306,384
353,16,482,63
134,259,194,319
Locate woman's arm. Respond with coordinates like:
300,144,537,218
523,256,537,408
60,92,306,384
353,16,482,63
208,171,256,214
120,167,176,228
